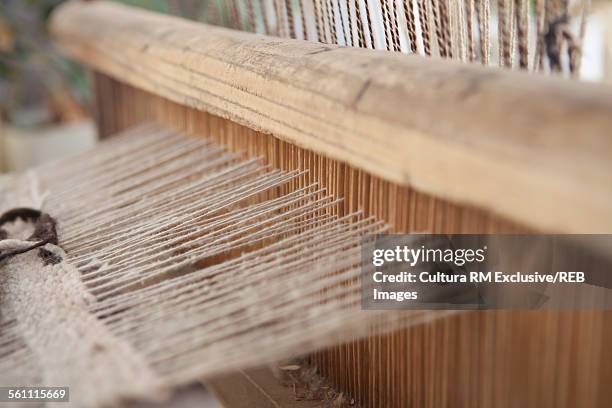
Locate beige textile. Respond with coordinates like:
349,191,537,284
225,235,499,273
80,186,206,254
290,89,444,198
0,124,446,407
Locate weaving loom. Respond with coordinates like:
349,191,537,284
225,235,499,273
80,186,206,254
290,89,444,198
1,0,611,406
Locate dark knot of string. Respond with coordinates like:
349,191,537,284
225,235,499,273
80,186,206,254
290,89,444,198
0,208,61,265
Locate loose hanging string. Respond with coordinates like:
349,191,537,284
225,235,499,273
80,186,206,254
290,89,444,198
198,0,588,75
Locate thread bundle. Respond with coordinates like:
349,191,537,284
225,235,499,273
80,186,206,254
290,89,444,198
200,0,589,75
0,124,450,407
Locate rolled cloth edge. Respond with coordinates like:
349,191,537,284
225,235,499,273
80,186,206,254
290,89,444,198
0,173,166,408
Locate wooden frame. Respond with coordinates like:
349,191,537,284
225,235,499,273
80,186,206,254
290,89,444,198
50,2,612,407
51,0,612,234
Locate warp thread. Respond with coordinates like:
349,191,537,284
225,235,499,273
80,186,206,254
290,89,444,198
204,0,588,75
0,123,453,407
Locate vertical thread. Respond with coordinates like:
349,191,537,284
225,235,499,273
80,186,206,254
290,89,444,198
404,0,417,52
261,0,273,34
230,0,242,28
418,0,432,55
514,0,528,69
300,0,309,39
498,0,511,67
439,0,453,57
432,0,446,57
364,0,376,48
274,0,286,36
314,0,327,42
465,0,475,61
390,0,403,51
246,0,257,31
354,0,367,47
382,0,394,50
285,0,296,37
326,0,339,43
346,0,357,46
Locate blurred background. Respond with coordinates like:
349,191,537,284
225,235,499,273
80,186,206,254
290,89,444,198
1,0,611,174
0,0,227,173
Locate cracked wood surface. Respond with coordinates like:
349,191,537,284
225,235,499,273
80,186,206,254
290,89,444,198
51,0,612,233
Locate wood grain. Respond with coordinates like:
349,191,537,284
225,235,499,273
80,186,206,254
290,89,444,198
92,73,612,408
50,0,612,234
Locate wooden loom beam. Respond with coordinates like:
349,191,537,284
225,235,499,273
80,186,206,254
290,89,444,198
50,2,612,407
50,0,612,234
